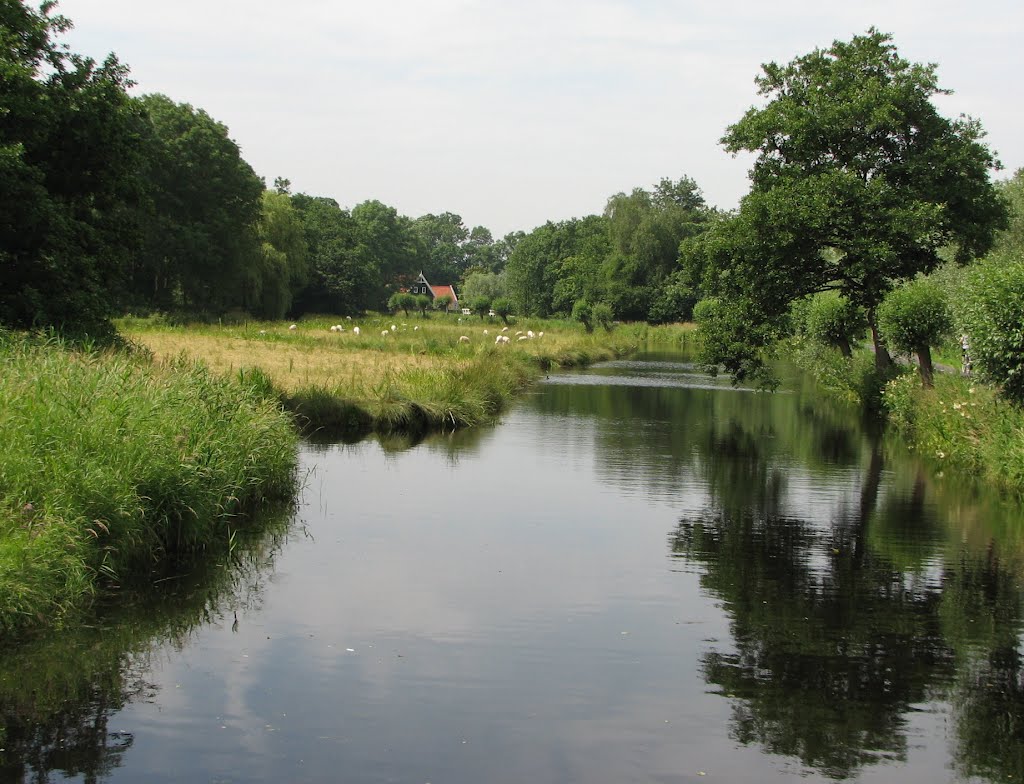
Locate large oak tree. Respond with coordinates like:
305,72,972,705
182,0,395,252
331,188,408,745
686,29,1007,382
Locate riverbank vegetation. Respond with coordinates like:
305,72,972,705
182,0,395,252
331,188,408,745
121,316,649,436
0,333,298,634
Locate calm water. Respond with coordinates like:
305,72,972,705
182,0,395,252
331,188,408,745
3,350,1024,783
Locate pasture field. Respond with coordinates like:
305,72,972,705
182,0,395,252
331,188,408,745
120,314,654,434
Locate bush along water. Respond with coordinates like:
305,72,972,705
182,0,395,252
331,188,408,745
0,333,298,635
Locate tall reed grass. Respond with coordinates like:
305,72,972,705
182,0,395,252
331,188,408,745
0,332,298,634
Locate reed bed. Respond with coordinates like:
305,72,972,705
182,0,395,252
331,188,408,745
0,333,298,634
123,315,645,435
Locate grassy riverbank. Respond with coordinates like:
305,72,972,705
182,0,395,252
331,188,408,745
0,333,298,635
120,315,649,436
789,334,1024,495
883,371,1024,494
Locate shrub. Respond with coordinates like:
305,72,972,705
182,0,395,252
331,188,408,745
878,278,953,387
958,254,1024,403
491,297,513,324
592,302,614,331
388,292,416,316
470,295,492,319
803,291,865,357
571,300,593,332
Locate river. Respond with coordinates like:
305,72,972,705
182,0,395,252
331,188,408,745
2,349,1023,783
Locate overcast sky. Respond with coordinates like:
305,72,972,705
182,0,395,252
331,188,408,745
56,0,1023,237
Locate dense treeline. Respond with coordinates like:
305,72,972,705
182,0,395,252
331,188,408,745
0,0,525,332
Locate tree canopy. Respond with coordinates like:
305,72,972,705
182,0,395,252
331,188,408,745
1,0,144,332
685,28,1008,382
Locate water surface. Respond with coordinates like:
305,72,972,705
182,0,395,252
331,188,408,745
3,350,1023,783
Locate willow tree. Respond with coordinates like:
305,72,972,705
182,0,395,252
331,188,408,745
686,29,1006,382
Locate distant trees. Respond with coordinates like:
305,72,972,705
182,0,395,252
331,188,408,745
504,176,712,321
127,94,265,314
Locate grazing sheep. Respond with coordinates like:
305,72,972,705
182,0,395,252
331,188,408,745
538,331,544,338
353,326,360,335
501,327,509,333
330,325,339,332
459,335,470,343
518,335,529,341
382,330,390,337
527,330,534,338
346,315,352,320
259,330,266,335
515,330,523,336
289,324,297,331
483,329,489,335
414,325,420,331
390,324,396,332
495,334,510,344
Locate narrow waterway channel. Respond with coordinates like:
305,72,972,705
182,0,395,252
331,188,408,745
3,349,1024,783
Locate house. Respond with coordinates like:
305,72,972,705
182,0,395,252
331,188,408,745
408,272,460,312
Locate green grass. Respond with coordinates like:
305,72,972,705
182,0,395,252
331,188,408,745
121,315,648,437
0,332,298,635
882,371,1024,494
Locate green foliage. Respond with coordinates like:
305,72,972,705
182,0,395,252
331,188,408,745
877,278,952,356
247,191,309,319
804,292,866,357
958,255,1024,403
433,294,453,312
460,271,506,303
414,294,432,316
647,270,698,323
469,295,492,318
603,177,710,320
592,302,614,331
0,334,297,633
883,372,1024,492
127,94,265,314
571,299,594,332
0,0,145,332
491,297,513,324
388,291,416,316
688,29,1008,382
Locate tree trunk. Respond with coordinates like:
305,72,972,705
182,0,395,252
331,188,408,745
916,344,935,387
867,313,892,372
837,337,852,358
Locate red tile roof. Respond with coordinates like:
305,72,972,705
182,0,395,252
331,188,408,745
430,284,457,302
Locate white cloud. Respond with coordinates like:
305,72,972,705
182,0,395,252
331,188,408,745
57,0,1023,234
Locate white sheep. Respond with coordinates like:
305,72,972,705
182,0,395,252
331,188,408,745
459,335,470,343
518,335,529,341
527,330,534,338
515,330,523,336
381,330,390,337
538,331,544,338
353,326,360,335
390,324,397,332
289,324,297,331
330,325,339,332
501,327,509,333
414,325,420,331
483,329,489,335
